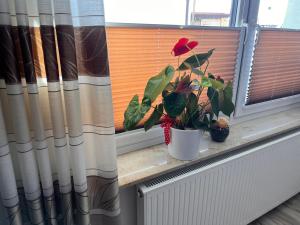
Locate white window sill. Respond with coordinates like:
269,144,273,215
117,106,300,188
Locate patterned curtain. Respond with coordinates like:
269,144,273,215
0,0,121,224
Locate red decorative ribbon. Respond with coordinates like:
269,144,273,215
160,115,175,145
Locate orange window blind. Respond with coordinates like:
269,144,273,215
247,30,300,105
106,27,241,131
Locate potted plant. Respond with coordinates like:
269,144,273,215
210,117,230,142
123,38,235,160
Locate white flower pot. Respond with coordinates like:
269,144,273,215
168,127,206,161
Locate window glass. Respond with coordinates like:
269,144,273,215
258,0,300,29
104,0,187,25
188,0,232,26
104,0,233,26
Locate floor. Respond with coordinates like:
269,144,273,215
250,194,300,225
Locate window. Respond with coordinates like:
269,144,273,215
104,0,300,152
245,0,300,105
104,0,239,133
188,0,233,26
106,27,241,131
234,0,300,117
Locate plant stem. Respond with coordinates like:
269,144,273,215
186,47,205,99
188,47,201,68
203,60,209,75
196,60,209,99
169,83,175,88
151,105,167,116
197,87,203,99
178,56,181,76
200,88,217,118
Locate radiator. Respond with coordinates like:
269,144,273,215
137,131,300,225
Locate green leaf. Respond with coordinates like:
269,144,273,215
221,98,235,117
192,114,209,130
192,68,204,76
185,93,201,128
201,76,212,87
144,65,175,102
144,104,164,131
183,62,192,69
221,81,235,117
208,73,215,79
164,83,174,92
210,79,224,90
217,77,225,84
218,89,225,111
186,93,198,115
185,63,204,76
177,49,215,71
223,81,233,100
123,95,151,130
163,92,187,118
207,87,219,117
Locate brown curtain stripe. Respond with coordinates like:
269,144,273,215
106,27,241,131
56,25,79,81
247,29,300,104
11,27,26,79
40,26,60,82
17,26,37,83
75,26,110,77
0,25,21,84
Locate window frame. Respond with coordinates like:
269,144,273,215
111,0,300,154
233,0,300,119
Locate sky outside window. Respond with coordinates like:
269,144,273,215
104,0,233,26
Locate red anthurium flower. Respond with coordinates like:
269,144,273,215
171,38,198,56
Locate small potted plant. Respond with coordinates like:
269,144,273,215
123,38,235,160
210,117,230,142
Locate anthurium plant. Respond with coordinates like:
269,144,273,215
123,38,235,144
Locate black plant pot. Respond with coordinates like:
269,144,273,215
210,127,230,142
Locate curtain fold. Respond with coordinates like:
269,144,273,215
0,0,121,224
